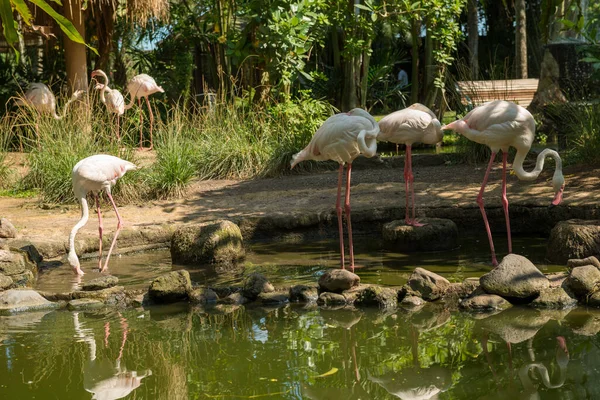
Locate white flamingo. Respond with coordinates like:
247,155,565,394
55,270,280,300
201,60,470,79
91,70,125,140
378,104,443,226
68,154,137,275
18,82,83,119
443,100,565,266
123,74,164,150
291,108,379,271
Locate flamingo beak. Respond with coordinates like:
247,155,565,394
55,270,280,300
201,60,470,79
551,184,564,206
556,336,568,354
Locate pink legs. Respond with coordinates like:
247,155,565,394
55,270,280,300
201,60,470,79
501,152,512,254
404,145,424,227
145,96,154,150
335,163,355,271
478,152,498,266
138,98,144,150
100,191,124,273
116,114,121,141
96,194,104,271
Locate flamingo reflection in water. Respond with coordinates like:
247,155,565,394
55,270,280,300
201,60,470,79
73,312,151,399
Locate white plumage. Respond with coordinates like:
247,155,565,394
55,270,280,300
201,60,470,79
124,74,164,150
69,154,137,275
18,82,83,119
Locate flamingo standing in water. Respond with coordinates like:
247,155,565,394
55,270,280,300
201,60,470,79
378,104,443,226
68,154,137,275
91,70,125,140
124,74,164,150
443,100,565,266
291,108,379,271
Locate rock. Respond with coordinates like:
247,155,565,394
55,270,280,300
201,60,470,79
547,220,600,263
0,289,59,314
565,265,600,298
547,272,568,288
382,218,458,252
318,269,360,293
477,308,551,343
585,291,600,308
409,306,451,331
73,286,126,306
0,218,17,238
171,220,245,267
407,268,451,301
242,273,274,300
10,271,34,287
321,309,362,329
289,285,318,303
479,254,549,300
568,256,600,270
67,298,104,310
221,292,250,305
530,287,577,309
460,292,512,311
148,271,192,303
0,249,29,276
257,291,289,305
354,286,398,309
317,292,347,306
0,274,12,290
82,275,119,291
189,287,218,304
400,295,425,308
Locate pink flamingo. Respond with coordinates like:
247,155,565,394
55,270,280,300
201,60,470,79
123,74,164,150
18,82,83,120
68,154,138,275
443,100,565,266
291,108,379,271
91,70,125,140
378,103,443,226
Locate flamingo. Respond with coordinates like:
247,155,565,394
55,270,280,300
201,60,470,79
291,108,379,271
123,74,164,150
91,70,125,140
18,82,83,119
443,100,565,266
378,104,443,226
68,154,137,275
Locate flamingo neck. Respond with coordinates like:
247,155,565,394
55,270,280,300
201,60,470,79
512,148,560,180
68,196,89,270
56,91,81,120
99,85,107,105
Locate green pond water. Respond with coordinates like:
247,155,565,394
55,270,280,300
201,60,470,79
1,304,600,399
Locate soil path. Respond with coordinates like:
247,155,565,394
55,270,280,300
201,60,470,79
1,154,599,255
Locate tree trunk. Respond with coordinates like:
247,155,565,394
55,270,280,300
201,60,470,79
331,28,342,108
63,0,88,92
94,2,114,72
360,39,371,108
423,20,435,108
515,0,527,78
467,0,479,79
410,17,420,104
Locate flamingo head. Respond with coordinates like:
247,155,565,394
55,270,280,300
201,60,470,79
94,83,106,91
556,336,569,368
551,170,565,206
91,70,100,79
442,120,469,134
68,250,84,276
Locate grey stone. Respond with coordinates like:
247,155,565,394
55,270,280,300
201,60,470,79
220,292,249,305
0,274,12,290
382,218,458,252
0,249,28,276
547,272,569,288
547,220,600,263
354,286,398,309
477,308,551,343
317,292,347,306
171,220,245,266
530,287,578,309
148,271,192,303
401,295,425,308
189,287,218,304
585,291,600,308
0,218,17,238
407,268,451,301
318,269,360,293
460,292,512,311
242,273,274,300
10,271,34,287
257,291,289,305
0,289,59,314
409,306,451,331
82,275,119,291
289,285,318,303
67,298,104,310
568,256,600,271
565,265,600,298
480,254,549,299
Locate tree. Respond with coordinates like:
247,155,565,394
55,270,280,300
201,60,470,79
515,0,528,78
467,0,479,79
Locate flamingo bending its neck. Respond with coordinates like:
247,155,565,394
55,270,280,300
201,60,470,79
91,70,125,140
443,100,565,266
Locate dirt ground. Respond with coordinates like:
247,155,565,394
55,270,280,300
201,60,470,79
1,151,599,252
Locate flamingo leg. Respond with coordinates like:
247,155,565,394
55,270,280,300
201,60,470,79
403,146,410,225
101,192,123,273
501,151,512,254
96,194,104,271
104,321,110,348
345,163,355,271
336,164,346,269
138,97,143,150
407,145,425,227
478,152,498,266
145,96,154,150
116,114,121,141
117,313,128,361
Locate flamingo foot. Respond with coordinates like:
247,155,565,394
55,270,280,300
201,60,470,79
408,219,426,227
74,267,85,276
491,257,499,267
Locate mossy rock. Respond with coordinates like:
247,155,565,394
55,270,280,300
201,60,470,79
354,286,398,309
171,220,245,268
547,220,600,264
382,218,458,252
148,271,192,303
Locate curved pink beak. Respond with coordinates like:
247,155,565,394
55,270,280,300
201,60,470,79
552,184,565,206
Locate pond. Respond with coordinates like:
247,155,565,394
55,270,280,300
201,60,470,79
0,304,598,399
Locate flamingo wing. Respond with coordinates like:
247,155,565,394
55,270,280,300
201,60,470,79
73,155,136,186
378,109,434,144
